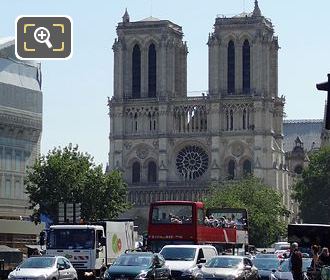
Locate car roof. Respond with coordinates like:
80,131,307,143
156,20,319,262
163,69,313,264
162,245,216,249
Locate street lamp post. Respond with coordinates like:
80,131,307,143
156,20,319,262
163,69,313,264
316,74,330,130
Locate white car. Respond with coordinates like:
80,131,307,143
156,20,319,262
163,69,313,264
8,256,78,280
160,244,218,280
270,258,311,280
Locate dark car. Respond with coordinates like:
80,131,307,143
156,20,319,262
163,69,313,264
252,258,280,280
104,252,171,280
200,256,259,280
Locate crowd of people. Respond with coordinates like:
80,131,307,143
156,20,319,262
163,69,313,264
204,214,247,229
289,242,330,280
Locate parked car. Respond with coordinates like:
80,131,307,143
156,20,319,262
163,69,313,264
103,251,171,280
159,245,218,280
269,258,312,280
7,255,77,280
252,258,280,280
199,255,259,280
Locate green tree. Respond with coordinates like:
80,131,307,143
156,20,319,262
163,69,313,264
204,176,287,247
25,144,128,222
292,146,330,223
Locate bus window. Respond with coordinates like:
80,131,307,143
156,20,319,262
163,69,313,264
151,205,192,224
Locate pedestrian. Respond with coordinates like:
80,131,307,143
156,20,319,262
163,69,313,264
319,247,330,266
311,245,320,272
290,242,303,280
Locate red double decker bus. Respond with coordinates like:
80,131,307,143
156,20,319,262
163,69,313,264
147,201,248,252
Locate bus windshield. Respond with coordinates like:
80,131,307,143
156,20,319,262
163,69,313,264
47,228,95,249
151,204,192,224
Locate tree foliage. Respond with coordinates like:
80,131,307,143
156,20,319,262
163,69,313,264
25,144,128,222
292,146,330,223
204,176,287,247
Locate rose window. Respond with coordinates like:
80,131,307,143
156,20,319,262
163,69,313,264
176,145,209,180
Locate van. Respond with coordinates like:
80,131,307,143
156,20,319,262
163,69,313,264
159,245,218,280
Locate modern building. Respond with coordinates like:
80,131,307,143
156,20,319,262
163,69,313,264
108,1,293,226
0,37,43,247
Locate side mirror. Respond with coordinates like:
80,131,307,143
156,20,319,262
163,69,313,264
198,258,206,264
197,264,203,269
58,264,65,271
100,237,106,247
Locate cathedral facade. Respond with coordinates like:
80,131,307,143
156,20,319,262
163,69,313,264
108,2,290,221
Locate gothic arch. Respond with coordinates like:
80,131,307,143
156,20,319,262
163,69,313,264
127,157,141,168
238,33,253,45
242,39,251,94
227,40,235,94
132,44,141,98
143,38,160,50
223,34,238,46
148,43,157,98
242,158,252,175
132,161,141,184
127,38,144,59
225,157,237,180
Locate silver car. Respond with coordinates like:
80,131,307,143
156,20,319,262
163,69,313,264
200,255,259,280
8,256,78,280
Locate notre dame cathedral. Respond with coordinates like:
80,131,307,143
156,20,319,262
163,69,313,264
108,1,293,224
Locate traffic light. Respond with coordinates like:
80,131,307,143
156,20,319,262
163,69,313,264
316,74,330,130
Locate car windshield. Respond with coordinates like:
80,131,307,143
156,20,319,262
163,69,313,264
160,247,196,261
47,228,95,250
253,258,279,271
279,259,312,272
205,257,242,268
113,255,153,267
20,257,55,268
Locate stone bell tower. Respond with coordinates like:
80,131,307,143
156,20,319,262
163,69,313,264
206,0,289,205
112,10,187,102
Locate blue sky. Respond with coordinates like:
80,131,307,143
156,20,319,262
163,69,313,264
1,0,329,167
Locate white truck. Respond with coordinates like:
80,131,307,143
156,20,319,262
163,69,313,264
45,220,135,278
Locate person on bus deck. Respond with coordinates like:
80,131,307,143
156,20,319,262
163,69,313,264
227,217,236,228
319,247,330,266
218,217,225,228
311,245,320,272
205,215,216,227
290,242,303,280
169,213,182,224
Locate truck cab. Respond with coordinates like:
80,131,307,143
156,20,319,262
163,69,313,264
46,224,105,274
45,221,135,278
